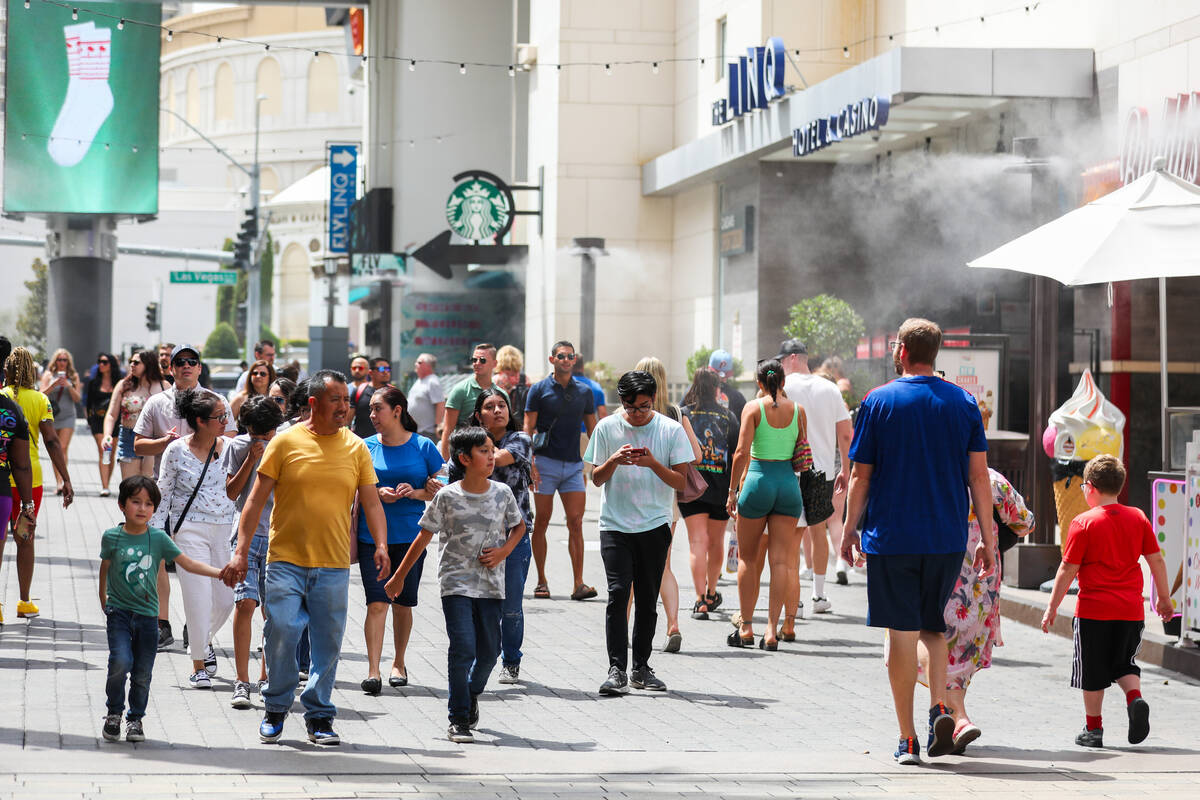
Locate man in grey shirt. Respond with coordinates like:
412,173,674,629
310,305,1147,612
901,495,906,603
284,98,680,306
408,353,445,441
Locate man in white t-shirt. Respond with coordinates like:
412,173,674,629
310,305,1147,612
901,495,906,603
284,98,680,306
408,353,446,442
779,338,852,613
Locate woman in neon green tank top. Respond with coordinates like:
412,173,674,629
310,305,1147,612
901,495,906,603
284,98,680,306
725,358,807,650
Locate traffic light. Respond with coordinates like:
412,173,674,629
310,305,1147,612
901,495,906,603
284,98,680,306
145,301,160,331
234,209,258,268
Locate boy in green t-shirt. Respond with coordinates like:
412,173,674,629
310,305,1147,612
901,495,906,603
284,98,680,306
99,476,222,743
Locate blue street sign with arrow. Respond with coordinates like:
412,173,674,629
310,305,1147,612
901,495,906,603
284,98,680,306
328,144,358,254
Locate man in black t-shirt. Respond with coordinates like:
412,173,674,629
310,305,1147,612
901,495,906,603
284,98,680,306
350,357,391,438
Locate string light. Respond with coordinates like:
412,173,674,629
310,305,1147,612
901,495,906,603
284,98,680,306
313,51,320,59
216,37,222,46
508,64,515,77
700,58,705,68
409,60,416,71
264,43,270,51
24,0,29,10
652,61,659,74
166,30,173,42
459,63,466,74
71,8,77,20
842,46,849,57
605,63,611,75
117,18,124,30
408,139,415,148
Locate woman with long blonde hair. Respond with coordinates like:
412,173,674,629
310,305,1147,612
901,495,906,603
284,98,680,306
3,346,74,620
632,356,701,653
39,348,80,493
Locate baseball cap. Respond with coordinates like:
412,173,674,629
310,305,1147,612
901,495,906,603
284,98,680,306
708,349,734,375
776,339,808,359
170,344,201,362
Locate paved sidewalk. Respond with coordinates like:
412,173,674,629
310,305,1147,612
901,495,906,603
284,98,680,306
2,441,1199,798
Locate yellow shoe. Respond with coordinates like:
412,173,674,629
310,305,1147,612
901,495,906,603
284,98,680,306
0,602,5,624
16,601,39,618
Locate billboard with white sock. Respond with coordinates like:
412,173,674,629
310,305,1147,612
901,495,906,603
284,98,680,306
3,1,160,214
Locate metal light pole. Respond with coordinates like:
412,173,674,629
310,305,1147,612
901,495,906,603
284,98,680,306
245,94,268,362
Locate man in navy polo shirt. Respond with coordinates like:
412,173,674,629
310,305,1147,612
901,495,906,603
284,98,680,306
841,318,995,766
524,340,597,601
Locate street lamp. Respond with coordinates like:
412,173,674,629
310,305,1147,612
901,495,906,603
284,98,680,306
569,237,608,366
245,94,268,360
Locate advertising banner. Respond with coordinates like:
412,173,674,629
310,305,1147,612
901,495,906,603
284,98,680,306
3,1,162,214
398,291,524,370
937,347,1001,432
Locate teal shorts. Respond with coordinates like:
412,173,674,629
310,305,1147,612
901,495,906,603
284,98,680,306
737,459,804,520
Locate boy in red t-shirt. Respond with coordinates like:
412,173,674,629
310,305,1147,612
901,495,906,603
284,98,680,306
1042,454,1173,748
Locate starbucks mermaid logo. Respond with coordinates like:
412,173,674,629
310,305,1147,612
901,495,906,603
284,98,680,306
444,175,514,243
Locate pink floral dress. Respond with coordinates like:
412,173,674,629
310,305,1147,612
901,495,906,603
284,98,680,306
940,468,1034,689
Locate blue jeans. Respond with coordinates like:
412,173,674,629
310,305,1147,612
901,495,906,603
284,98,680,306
441,595,502,724
261,561,348,720
104,606,159,721
501,535,531,667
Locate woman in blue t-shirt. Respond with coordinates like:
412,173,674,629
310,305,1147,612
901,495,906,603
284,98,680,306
357,385,444,695
449,387,533,684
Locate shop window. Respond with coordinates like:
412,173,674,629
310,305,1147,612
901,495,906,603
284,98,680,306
255,57,283,117
307,55,339,115
214,62,234,122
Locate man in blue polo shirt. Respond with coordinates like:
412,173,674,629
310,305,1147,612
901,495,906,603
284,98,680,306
524,340,597,601
841,318,995,767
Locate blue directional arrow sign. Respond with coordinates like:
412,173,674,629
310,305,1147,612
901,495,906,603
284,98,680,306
327,144,358,254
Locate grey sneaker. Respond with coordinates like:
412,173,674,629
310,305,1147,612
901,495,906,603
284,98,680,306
598,666,628,696
630,665,667,691
188,669,212,689
102,714,121,742
204,643,218,677
1075,726,1103,748
497,664,520,684
231,681,253,709
125,719,145,743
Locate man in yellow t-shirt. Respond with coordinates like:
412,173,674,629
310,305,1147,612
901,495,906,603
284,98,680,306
222,370,388,746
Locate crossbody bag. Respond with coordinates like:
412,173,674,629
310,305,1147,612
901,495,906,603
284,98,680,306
168,439,218,536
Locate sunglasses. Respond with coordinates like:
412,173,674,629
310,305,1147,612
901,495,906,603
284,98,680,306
98,359,110,365
471,357,489,364
554,353,577,361
251,371,269,378
374,365,391,373
172,357,199,367
206,413,229,423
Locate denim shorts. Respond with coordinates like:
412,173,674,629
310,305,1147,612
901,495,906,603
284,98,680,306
534,455,585,495
231,530,269,604
116,426,139,463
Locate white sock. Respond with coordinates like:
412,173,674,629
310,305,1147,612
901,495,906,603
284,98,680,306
813,574,826,598
837,558,850,573
48,21,114,167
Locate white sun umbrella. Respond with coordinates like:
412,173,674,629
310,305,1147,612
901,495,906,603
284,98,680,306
968,159,1200,468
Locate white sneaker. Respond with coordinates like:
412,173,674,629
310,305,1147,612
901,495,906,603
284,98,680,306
203,643,218,677
188,669,212,689
811,597,832,614
497,664,520,684
799,568,814,581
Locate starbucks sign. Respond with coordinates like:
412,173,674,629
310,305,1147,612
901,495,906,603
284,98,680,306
444,169,515,244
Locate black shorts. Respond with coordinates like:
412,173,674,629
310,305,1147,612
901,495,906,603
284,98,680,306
865,552,964,632
1071,617,1144,691
359,541,425,607
677,497,730,522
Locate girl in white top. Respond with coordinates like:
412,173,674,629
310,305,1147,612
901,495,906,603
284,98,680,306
151,388,236,689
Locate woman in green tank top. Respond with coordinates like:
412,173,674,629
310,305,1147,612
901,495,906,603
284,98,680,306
725,358,807,650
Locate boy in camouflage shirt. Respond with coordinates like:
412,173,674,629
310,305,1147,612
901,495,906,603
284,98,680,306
386,427,525,743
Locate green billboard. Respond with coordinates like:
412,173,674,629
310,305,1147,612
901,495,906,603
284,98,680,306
3,1,161,214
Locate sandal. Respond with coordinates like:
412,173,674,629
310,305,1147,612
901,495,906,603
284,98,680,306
758,636,778,651
570,584,598,601
691,599,709,620
705,591,723,612
726,630,755,648
533,584,551,599
777,615,797,642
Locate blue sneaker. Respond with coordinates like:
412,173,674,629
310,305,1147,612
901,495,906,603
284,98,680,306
927,702,955,757
894,736,921,765
259,710,286,743
306,717,341,746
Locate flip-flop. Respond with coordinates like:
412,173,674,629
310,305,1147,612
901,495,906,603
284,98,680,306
758,636,778,651
533,584,551,599
570,585,598,601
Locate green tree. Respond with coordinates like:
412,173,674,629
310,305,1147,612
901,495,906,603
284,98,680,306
16,258,48,361
216,238,236,328
685,345,744,381
204,321,241,358
783,294,865,362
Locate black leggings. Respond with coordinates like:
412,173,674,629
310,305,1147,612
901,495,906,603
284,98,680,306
600,525,671,672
